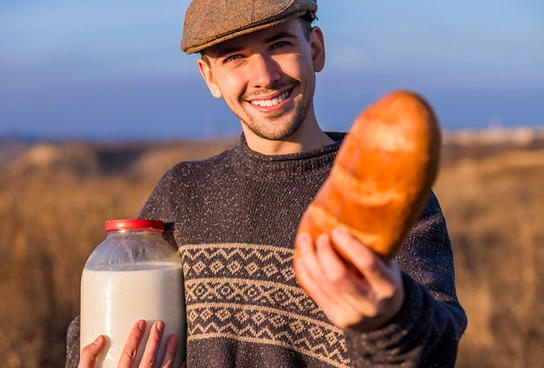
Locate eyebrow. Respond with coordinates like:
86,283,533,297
214,46,244,58
213,31,299,58
265,31,298,43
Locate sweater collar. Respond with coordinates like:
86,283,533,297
230,132,345,181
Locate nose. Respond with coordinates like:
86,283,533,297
247,53,281,89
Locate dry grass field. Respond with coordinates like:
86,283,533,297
0,131,542,367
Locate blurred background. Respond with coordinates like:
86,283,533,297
1,1,543,367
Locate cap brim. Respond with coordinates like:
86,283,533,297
182,11,306,54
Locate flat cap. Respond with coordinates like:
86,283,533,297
181,0,317,54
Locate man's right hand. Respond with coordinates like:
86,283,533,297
78,320,186,368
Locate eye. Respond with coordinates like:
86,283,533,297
271,41,291,50
224,54,243,63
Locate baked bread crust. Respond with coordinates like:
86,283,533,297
296,90,441,264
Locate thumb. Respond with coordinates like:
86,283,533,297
78,335,106,368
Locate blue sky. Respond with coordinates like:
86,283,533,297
1,0,543,139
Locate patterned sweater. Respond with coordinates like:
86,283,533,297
66,133,466,367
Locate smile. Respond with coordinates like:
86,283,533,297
250,90,290,107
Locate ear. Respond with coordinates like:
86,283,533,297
309,26,325,73
197,57,222,98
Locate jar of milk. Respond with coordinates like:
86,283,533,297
80,219,185,368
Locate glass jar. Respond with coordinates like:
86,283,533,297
80,219,185,367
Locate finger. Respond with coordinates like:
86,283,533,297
178,362,187,368
316,232,370,291
138,321,164,368
118,320,146,368
315,234,382,314
297,233,369,308
79,335,106,368
294,257,360,327
295,233,332,290
331,227,395,291
159,335,178,368
315,233,373,298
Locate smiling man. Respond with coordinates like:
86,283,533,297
195,14,332,154
68,1,466,367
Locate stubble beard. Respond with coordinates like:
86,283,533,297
239,94,310,141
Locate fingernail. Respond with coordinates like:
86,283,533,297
138,320,146,331
333,227,348,238
317,233,329,245
168,335,178,346
94,335,104,344
156,321,164,332
295,259,305,272
298,233,312,247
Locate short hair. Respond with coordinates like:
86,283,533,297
300,11,316,40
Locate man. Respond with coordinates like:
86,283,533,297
69,1,466,367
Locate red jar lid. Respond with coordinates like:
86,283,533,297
105,219,164,232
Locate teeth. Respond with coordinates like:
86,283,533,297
251,91,289,107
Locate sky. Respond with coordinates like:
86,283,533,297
1,0,543,139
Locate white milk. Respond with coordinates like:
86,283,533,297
80,262,185,368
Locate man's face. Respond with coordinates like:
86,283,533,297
197,17,325,141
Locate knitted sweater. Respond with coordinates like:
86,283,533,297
66,133,466,368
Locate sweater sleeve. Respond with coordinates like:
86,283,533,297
64,169,177,368
344,192,467,367
139,168,180,251
139,167,176,223
65,316,80,368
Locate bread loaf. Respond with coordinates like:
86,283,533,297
295,90,441,264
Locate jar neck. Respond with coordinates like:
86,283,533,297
106,229,164,235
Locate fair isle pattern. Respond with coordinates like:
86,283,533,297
187,303,350,368
181,243,351,367
182,243,296,283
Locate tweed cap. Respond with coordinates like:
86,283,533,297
181,0,317,54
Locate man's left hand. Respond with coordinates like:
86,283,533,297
294,227,405,332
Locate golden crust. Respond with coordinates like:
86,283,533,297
295,90,441,266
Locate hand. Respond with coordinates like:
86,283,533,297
78,320,186,368
294,227,405,332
